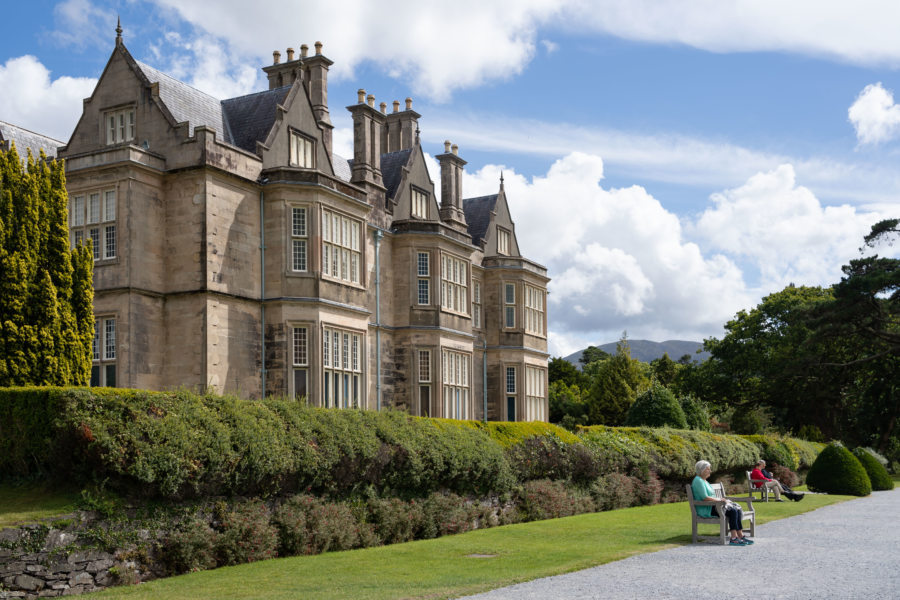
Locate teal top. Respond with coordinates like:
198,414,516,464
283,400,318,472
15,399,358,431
691,475,715,518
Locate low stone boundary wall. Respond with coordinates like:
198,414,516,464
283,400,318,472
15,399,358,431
0,520,158,599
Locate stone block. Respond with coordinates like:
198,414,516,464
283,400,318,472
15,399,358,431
0,562,25,576
68,572,93,587
86,559,114,573
13,574,45,591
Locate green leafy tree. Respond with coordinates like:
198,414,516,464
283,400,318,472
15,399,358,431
624,382,687,429
679,394,710,431
548,380,588,428
548,356,585,388
578,345,609,367
649,352,679,387
0,145,93,385
583,337,649,426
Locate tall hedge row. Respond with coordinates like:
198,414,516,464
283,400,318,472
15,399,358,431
0,387,822,500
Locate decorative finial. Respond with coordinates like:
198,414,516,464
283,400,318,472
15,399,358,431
115,16,123,45
500,171,505,188
415,125,420,143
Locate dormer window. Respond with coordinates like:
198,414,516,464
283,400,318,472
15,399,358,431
290,131,315,168
105,108,134,145
497,227,510,255
411,187,428,218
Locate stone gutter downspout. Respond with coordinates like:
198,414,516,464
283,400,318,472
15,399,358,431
259,185,267,398
482,338,488,422
374,229,383,410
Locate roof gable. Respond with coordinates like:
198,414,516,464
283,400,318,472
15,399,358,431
0,121,64,159
222,86,291,153
463,194,498,246
135,60,227,140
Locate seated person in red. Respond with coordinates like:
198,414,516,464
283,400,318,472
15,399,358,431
760,461,803,502
750,459,784,501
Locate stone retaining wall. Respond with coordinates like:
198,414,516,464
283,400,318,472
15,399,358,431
0,520,158,599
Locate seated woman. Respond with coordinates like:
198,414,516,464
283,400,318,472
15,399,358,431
692,460,753,546
750,459,784,501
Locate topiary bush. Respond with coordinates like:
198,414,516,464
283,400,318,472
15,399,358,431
852,448,894,491
806,443,872,496
624,383,687,429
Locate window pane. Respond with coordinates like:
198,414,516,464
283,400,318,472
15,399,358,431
73,196,85,226
292,207,306,236
104,319,116,360
105,364,116,388
88,194,100,224
104,190,116,221
90,229,100,260
104,225,116,259
293,239,307,271
294,369,308,401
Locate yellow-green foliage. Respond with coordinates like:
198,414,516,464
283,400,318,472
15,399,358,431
442,419,579,448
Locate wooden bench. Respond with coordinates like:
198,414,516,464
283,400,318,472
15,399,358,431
746,470,770,502
686,482,755,544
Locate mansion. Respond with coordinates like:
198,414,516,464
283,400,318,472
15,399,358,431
18,27,550,421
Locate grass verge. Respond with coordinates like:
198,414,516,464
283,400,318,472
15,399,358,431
0,481,78,528
85,490,855,600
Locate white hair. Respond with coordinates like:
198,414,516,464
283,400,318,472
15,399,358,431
695,460,711,476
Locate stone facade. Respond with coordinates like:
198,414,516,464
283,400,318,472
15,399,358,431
56,29,550,421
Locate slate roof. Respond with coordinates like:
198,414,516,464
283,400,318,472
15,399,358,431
136,61,227,140
380,149,412,199
463,194,498,245
0,121,64,159
332,153,352,182
221,86,291,153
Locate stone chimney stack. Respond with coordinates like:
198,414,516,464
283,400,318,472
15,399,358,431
305,41,334,157
437,140,467,229
347,88,386,188
383,97,421,153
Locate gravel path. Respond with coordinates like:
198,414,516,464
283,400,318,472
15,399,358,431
461,488,900,600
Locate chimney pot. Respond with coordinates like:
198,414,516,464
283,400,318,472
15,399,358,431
393,100,400,113
273,50,281,65
315,41,323,55
451,144,459,156
357,89,366,104
380,102,387,114
287,47,295,61
444,140,451,153
367,94,375,108
405,97,413,110
300,44,308,58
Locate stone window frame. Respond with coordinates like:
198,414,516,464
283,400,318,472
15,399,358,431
322,324,364,409
291,324,310,403
524,284,545,337
91,315,117,387
441,348,470,420
71,187,117,263
321,207,363,287
525,366,547,422
503,281,516,329
104,105,135,146
497,226,510,256
416,250,431,306
411,185,429,219
289,129,315,169
417,348,432,417
440,252,469,316
289,205,309,273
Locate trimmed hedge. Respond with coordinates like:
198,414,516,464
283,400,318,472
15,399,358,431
578,425,760,479
807,444,872,496
624,383,687,429
852,448,894,491
0,388,514,499
1,387,823,502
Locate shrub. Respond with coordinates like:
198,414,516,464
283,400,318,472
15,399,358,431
806,443,872,496
516,479,594,521
367,497,423,545
852,448,894,491
742,435,800,471
162,515,218,574
769,463,800,488
679,395,710,431
419,492,479,538
506,436,599,486
590,472,638,510
214,500,278,566
624,383,687,429
797,424,825,443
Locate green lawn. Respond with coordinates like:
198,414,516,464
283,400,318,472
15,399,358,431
84,490,855,600
0,481,79,528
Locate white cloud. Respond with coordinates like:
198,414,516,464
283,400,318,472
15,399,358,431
690,164,891,291
0,56,96,142
150,0,563,101
848,83,900,145
424,110,900,207
462,153,753,356
562,1,900,68
51,0,111,49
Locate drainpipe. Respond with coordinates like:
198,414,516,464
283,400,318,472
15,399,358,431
482,338,488,422
374,229,383,410
259,185,267,398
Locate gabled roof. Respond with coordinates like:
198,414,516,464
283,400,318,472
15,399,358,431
381,148,413,199
0,121,64,159
463,194,498,245
136,61,226,139
221,86,291,153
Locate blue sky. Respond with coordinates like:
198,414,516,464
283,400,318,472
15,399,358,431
2,1,899,356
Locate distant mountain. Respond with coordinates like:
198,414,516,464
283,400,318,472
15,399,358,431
562,340,709,366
